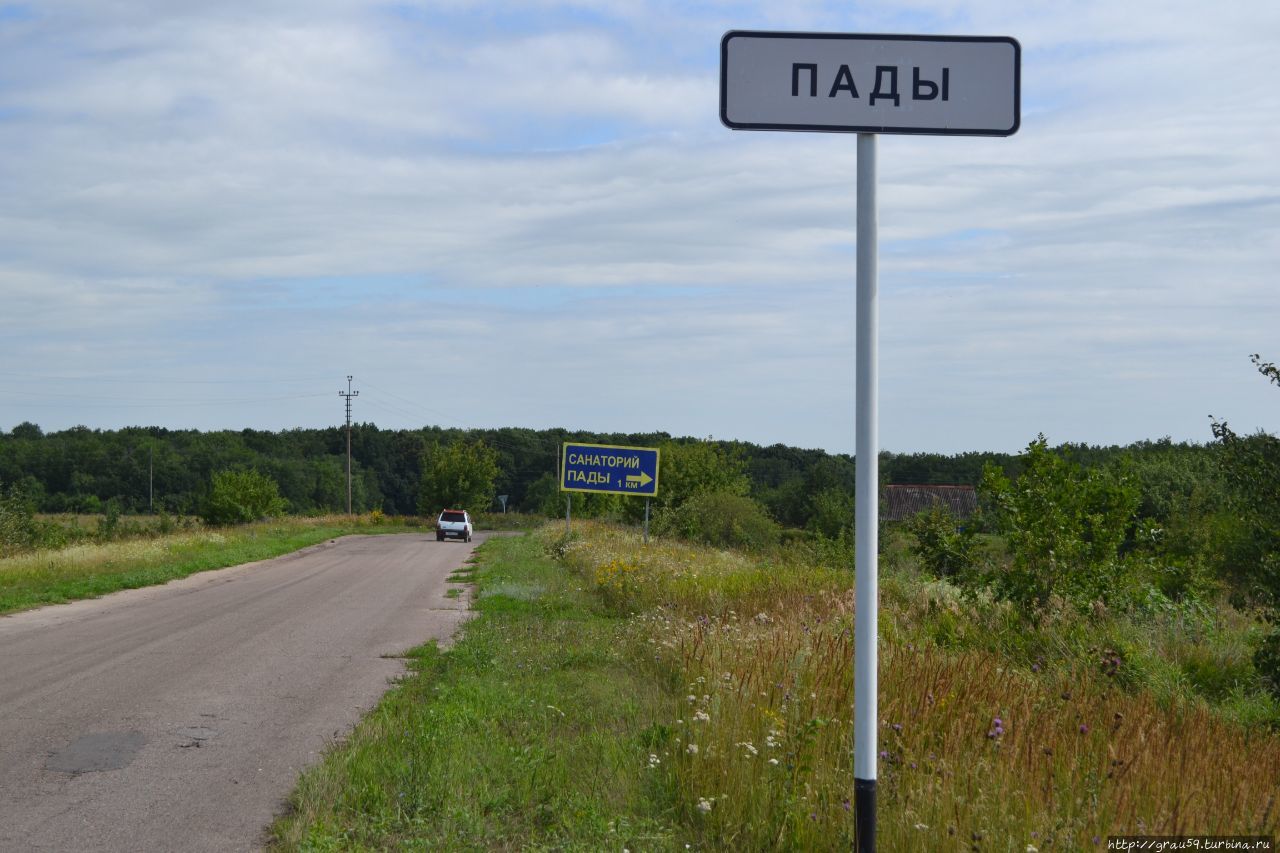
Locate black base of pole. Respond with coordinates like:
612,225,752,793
855,777,876,852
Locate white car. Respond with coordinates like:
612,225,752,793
436,509,473,542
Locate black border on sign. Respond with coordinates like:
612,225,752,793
719,30,1021,137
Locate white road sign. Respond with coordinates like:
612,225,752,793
720,31,1020,136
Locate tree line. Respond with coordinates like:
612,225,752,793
0,419,1222,524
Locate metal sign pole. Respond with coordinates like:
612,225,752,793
565,495,571,535
854,131,879,851
643,498,650,544
720,33,1019,853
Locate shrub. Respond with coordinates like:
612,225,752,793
201,469,288,525
906,504,978,579
979,436,1140,613
806,486,854,540
1212,420,1280,611
1256,629,1280,701
653,490,779,551
0,484,42,556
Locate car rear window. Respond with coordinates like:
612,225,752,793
441,511,466,523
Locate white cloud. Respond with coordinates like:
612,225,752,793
1,0,1278,451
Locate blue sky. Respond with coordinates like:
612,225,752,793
1,0,1278,454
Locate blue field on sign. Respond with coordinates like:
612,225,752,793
560,442,660,497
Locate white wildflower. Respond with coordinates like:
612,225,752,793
693,710,710,723
768,758,780,766
696,798,713,814
686,743,699,755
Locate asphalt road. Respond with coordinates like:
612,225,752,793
0,532,484,852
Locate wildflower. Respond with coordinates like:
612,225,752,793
736,741,758,756
696,798,713,814
686,743,699,755
891,723,903,733
687,695,697,703
648,754,661,768
1079,723,1089,734
693,710,710,723
914,823,929,830
1027,846,1039,853
768,758,780,766
879,750,889,760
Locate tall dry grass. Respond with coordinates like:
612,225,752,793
547,521,1280,849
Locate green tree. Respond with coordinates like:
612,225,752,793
1211,354,1280,610
417,440,500,516
979,436,1139,613
201,469,287,525
656,440,750,512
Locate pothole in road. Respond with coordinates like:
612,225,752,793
46,731,147,774
175,725,218,748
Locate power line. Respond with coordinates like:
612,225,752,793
0,371,331,385
339,375,359,515
1,389,333,406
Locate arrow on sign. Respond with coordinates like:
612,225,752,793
626,472,654,488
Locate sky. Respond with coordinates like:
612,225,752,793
1,0,1278,455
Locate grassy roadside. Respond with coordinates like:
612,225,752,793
273,522,1280,850
558,522,1280,848
0,514,420,615
271,533,681,851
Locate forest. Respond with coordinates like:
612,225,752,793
0,418,1211,523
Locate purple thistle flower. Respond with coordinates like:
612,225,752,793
1079,723,1089,734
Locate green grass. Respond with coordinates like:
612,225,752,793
0,515,421,615
271,534,682,851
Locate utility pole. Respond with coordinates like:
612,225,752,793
149,444,153,513
339,376,358,515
